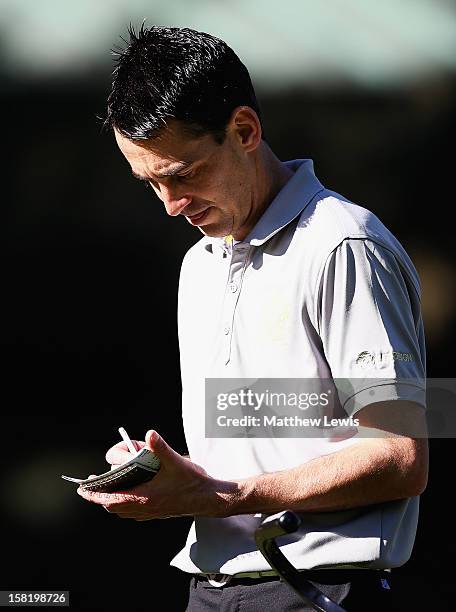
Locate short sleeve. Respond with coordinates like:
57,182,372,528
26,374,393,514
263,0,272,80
318,239,426,415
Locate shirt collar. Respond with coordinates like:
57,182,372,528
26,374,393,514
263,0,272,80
204,159,325,255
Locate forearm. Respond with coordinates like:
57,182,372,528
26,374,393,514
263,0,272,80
78,425,427,522
208,437,427,518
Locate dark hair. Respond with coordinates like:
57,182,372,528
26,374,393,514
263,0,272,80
105,24,263,144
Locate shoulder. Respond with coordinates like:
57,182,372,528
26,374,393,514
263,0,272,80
296,192,420,294
297,192,394,251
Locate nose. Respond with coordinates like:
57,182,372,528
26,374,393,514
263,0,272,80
158,184,192,216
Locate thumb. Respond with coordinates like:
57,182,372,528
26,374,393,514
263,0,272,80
145,430,180,465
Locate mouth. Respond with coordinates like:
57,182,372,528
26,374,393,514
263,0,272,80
186,208,211,226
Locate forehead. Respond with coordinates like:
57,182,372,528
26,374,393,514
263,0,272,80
114,124,217,176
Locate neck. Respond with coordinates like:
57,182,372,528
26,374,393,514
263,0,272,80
232,142,294,240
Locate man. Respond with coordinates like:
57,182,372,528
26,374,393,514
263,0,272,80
77,25,428,611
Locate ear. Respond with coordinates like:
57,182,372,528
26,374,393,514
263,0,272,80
229,106,262,153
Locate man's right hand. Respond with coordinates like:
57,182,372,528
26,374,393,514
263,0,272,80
106,440,145,470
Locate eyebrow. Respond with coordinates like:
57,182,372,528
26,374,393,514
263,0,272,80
132,162,191,181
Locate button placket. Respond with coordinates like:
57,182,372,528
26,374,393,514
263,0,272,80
221,245,250,365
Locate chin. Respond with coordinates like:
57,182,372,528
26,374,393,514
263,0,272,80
198,226,227,237
198,220,233,238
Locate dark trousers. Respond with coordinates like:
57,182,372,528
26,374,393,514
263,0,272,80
186,571,394,611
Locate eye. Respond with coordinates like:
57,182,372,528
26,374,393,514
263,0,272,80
178,168,197,181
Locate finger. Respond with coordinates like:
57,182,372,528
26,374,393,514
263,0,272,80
105,448,131,466
105,443,143,466
77,488,132,506
77,488,107,503
145,430,182,464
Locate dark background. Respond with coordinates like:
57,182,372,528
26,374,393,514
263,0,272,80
2,70,455,610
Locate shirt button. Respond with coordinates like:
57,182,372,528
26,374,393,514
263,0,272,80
223,325,230,335
229,282,238,293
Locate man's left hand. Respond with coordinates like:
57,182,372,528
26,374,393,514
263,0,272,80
76,430,227,520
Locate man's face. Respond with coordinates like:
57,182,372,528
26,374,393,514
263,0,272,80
114,119,258,239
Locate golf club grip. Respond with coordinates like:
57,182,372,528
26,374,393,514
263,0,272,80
255,512,347,612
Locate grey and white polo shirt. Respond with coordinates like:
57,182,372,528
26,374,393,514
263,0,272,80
170,159,426,575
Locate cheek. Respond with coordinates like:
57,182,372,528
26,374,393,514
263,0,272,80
212,179,237,204
193,181,221,205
